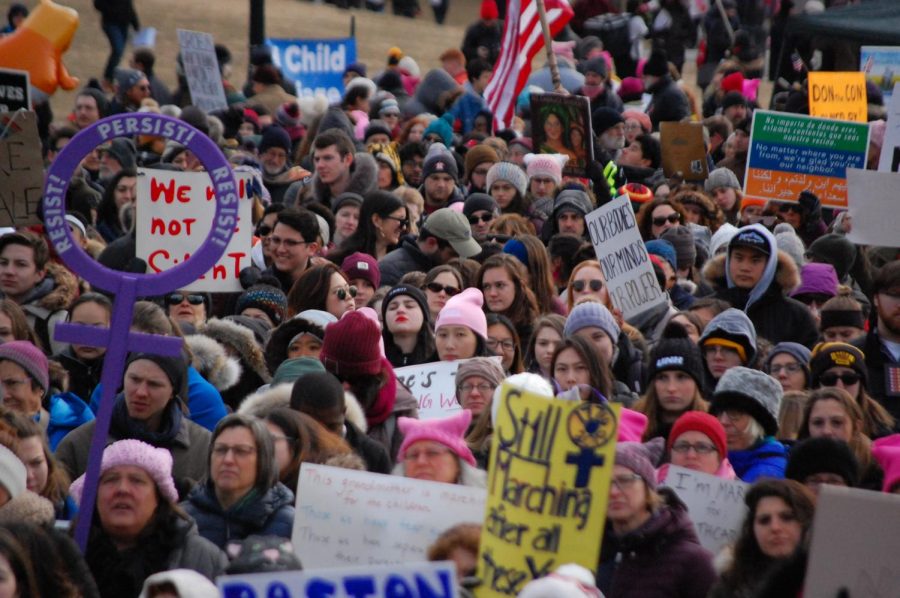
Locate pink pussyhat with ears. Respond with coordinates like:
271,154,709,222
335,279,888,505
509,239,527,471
397,410,477,466
872,434,900,493
618,408,648,442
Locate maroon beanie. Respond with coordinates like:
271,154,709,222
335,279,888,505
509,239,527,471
320,311,383,377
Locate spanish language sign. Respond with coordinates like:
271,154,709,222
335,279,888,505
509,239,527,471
395,356,504,420
0,111,42,227
660,121,708,181
861,45,900,102
176,29,228,113
0,68,29,112
530,92,593,176
663,465,748,555
136,169,253,292
267,38,357,104
808,72,867,123
219,561,458,598
805,486,900,598
476,384,619,597
292,464,486,569
744,110,869,208
584,195,667,320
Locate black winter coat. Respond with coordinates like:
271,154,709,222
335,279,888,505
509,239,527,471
646,76,690,131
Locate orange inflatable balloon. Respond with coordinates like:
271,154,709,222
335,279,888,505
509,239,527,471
0,0,80,97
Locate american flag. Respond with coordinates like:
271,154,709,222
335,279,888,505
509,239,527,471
484,0,574,130
791,51,806,73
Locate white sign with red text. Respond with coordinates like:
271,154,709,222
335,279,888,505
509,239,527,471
136,168,252,292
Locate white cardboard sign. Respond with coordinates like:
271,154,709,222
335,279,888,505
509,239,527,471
136,168,253,292
292,464,486,569
846,167,900,247
177,29,228,112
584,195,667,320
394,357,503,420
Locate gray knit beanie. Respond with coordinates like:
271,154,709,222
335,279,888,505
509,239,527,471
711,366,783,436
661,225,697,271
455,357,506,393
766,342,812,384
486,161,528,198
553,189,593,218
564,301,620,342
774,223,806,270
705,167,741,193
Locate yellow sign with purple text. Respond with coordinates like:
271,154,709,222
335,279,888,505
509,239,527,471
476,384,619,597
808,72,867,123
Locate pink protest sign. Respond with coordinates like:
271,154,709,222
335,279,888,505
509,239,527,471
42,113,238,550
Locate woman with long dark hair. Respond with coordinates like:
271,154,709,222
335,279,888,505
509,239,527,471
95,169,138,242
551,336,613,400
286,262,356,320
476,254,539,344
328,190,408,263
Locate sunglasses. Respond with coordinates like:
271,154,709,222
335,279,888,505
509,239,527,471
652,213,681,227
468,214,494,224
256,224,273,237
333,286,358,301
384,215,410,229
426,282,460,296
820,372,861,386
572,279,603,292
167,293,204,306
778,203,803,214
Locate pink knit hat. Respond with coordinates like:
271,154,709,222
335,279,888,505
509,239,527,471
618,408,648,442
524,153,567,185
434,288,487,339
398,409,476,466
70,439,179,505
872,434,900,493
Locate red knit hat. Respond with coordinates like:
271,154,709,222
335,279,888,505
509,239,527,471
721,71,745,94
320,311,383,377
668,411,727,458
481,0,499,20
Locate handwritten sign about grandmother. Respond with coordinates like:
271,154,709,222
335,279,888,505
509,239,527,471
662,465,748,555
219,561,458,598
292,464,486,569
585,195,666,320
395,357,504,420
136,169,252,292
744,110,869,209
476,384,619,597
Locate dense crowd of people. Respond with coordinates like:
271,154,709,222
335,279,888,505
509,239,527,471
0,0,898,596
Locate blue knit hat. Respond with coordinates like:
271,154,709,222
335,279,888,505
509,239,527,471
564,301,620,343
645,239,677,271
503,238,529,268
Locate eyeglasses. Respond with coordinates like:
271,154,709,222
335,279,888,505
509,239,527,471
652,213,681,227
383,215,410,229
167,293,204,306
770,363,803,375
458,382,494,394
212,444,257,458
671,442,718,455
572,279,603,293
256,224,273,237
486,338,516,352
468,214,494,225
426,282,460,296
820,371,860,386
332,285,358,301
610,473,643,491
716,410,746,422
405,446,452,462
269,235,309,249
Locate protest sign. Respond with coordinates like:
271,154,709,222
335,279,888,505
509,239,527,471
136,168,253,292
292,464,486,569
268,38,357,104
0,111,42,227
584,195,666,320
744,110,869,208
395,356,504,420
878,82,900,172
846,168,900,247
804,485,900,598
808,72,867,123
662,465,748,555
176,29,228,113
660,121,708,180
219,561,458,598
0,68,29,112
477,383,619,597
861,45,900,102
530,93,593,176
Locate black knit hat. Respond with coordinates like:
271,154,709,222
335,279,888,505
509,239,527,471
126,352,188,400
381,284,430,326
786,437,859,487
809,342,868,388
648,323,705,392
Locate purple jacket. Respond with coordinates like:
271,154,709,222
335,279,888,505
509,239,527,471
597,489,716,598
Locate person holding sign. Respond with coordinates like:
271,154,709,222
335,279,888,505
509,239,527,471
394,409,486,487
597,440,716,597
708,479,816,598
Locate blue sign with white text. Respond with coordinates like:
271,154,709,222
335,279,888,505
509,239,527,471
267,38,356,104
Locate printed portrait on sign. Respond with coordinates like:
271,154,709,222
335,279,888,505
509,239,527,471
531,93,593,176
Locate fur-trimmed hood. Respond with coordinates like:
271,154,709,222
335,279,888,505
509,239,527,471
307,151,378,207
185,335,242,392
20,262,79,313
702,249,801,296
238,384,368,433
200,318,271,383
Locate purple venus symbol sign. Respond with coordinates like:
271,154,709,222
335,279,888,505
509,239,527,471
42,113,238,551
